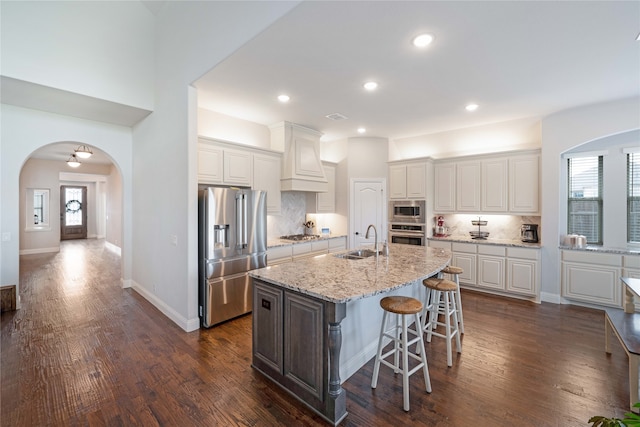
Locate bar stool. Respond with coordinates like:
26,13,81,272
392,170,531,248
371,296,432,411
421,278,461,367
438,265,465,333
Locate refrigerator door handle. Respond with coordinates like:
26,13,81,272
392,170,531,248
236,193,247,248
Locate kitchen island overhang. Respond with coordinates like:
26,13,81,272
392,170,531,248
249,244,451,425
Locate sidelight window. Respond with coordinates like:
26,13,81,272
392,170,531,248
629,151,640,243
26,188,50,231
567,155,603,245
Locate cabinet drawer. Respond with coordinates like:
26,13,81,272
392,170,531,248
506,247,539,260
268,246,293,264
310,240,329,253
292,243,312,257
328,237,346,251
561,250,622,267
624,255,640,269
452,242,477,254
429,240,451,250
478,245,506,256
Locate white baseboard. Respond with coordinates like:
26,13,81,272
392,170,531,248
105,241,121,256
341,340,379,383
540,291,562,304
19,247,59,255
130,280,200,332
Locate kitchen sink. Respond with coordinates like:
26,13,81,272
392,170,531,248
334,249,379,260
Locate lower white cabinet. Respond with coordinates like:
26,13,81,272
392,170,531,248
268,237,346,266
561,250,622,307
268,246,293,266
505,247,539,296
451,242,477,285
477,246,506,290
328,237,347,253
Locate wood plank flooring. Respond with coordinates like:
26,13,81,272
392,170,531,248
1,239,629,426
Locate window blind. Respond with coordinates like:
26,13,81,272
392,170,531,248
568,156,603,244
629,152,640,243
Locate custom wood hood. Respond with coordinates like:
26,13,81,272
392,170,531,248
269,121,328,192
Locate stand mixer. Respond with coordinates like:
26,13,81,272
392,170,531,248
434,216,448,237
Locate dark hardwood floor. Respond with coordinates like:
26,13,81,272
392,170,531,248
1,239,628,426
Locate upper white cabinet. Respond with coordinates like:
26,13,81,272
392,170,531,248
253,153,282,214
434,162,456,212
481,158,508,212
197,142,223,184
198,138,283,214
223,149,252,186
307,162,336,213
509,154,540,214
434,150,539,214
389,161,426,199
456,161,481,211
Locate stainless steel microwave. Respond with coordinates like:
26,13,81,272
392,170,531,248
389,200,425,224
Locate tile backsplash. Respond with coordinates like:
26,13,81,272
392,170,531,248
432,214,540,241
267,192,307,237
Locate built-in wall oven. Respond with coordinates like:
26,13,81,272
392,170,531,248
389,223,426,246
389,200,425,224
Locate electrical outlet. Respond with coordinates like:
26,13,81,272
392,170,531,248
170,235,178,246
1,232,10,242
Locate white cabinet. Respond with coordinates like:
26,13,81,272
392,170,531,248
477,245,506,290
328,236,347,253
307,162,336,213
268,245,293,266
451,242,477,285
197,142,223,184
434,163,456,212
456,161,481,212
254,153,282,214
623,255,640,310
509,154,540,214
481,158,508,212
506,247,539,296
389,162,426,199
561,250,622,307
223,149,252,186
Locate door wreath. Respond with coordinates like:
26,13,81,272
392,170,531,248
65,200,82,213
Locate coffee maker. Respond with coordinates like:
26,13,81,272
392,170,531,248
520,224,539,243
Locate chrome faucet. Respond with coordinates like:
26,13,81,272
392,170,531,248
365,224,378,256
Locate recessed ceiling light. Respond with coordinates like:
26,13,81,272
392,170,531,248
636,32,640,41
465,103,479,112
357,127,366,134
277,94,290,103
412,33,434,48
363,81,378,91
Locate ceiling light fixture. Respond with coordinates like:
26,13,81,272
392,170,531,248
74,144,93,159
66,154,81,168
277,94,290,103
412,33,434,48
636,32,640,41
363,81,378,91
357,127,366,134
465,103,479,112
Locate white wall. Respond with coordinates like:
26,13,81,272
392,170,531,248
130,2,299,331
0,105,133,304
540,96,640,303
390,116,541,161
198,108,271,149
0,1,155,110
106,164,123,249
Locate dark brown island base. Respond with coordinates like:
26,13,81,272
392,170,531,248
249,244,451,425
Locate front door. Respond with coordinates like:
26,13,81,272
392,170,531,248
60,186,87,240
350,179,386,250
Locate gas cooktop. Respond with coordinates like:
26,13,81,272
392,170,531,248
279,234,321,241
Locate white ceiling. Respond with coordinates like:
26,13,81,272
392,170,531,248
194,1,640,142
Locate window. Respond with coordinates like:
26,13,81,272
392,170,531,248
568,156,603,245
629,152,640,243
26,188,50,231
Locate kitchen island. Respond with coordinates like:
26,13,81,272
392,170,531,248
248,244,451,425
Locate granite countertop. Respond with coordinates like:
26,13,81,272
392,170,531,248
428,235,541,248
558,245,640,255
267,234,347,248
249,244,451,304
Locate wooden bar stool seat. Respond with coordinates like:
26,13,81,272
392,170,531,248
438,265,465,333
371,296,432,411
421,278,462,367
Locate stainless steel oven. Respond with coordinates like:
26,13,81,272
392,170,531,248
389,200,425,224
389,223,426,246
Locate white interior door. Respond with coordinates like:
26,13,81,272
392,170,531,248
350,179,386,250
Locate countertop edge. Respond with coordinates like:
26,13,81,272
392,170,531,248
558,245,640,255
267,234,347,248
427,236,541,248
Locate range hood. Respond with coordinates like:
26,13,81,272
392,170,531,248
269,121,328,192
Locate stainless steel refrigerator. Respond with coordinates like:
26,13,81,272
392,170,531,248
198,186,267,327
